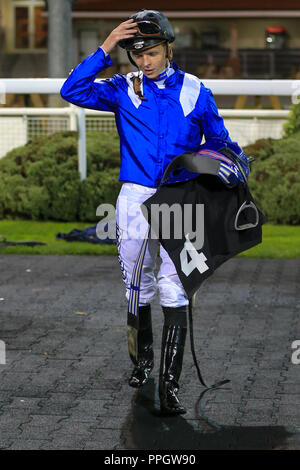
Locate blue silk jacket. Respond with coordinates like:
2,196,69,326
60,47,230,188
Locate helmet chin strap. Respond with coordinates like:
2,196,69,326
127,51,138,68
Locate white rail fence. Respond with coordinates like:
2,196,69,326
1,78,298,180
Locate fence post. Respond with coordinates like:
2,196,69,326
23,114,28,143
0,340,5,365
77,107,87,181
69,104,77,131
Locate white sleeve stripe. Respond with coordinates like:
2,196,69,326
179,73,201,117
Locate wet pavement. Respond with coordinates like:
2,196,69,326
0,254,300,450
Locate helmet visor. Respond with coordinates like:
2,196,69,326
136,21,161,36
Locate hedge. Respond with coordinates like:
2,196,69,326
1,114,300,224
0,131,121,222
244,131,300,225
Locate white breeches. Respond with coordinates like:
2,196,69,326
116,183,189,308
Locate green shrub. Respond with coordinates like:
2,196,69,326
246,131,300,224
283,100,300,137
0,131,121,222
79,168,121,222
2,126,299,225
86,131,120,171
243,138,275,161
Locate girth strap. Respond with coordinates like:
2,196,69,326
127,227,150,365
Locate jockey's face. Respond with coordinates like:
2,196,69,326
132,44,167,79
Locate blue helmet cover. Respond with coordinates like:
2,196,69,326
197,137,250,187
163,137,250,187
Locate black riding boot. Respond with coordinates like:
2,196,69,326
129,304,154,388
159,306,187,416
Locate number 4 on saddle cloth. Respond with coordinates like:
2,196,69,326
127,138,267,365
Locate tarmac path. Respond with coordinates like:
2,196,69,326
0,254,300,450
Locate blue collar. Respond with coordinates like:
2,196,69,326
165,62,180,86
144,62,181,88
152,64,174,82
